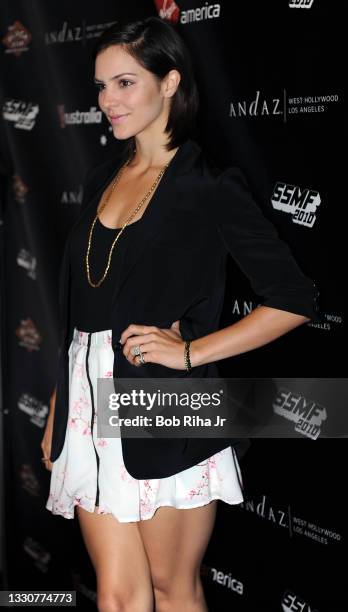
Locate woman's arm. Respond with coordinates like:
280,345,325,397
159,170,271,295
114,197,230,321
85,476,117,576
185,166,320,366
120,165,321,370
120,307,309,370
40,385,56,471
215,165,321,323
190,305,309,367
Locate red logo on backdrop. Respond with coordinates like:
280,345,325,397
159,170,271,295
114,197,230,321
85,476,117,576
2,20,32,56
154,0,180,23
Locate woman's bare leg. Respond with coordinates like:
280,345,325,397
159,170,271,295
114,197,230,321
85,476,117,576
76,506,154,612
138,500,217,612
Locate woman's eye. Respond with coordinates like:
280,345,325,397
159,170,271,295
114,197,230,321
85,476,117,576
119,79,133,88
94,80,133,92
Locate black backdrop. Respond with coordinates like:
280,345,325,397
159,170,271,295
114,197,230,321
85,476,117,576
0,1,346,610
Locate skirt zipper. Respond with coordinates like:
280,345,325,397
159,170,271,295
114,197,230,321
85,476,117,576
85,332,100,507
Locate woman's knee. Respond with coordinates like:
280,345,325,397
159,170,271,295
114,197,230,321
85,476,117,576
96,564,154,611
154,584,205,612
153,572,204,607
97,586,154,612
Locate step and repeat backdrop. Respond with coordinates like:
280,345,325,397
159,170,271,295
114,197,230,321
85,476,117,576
0,1,346,610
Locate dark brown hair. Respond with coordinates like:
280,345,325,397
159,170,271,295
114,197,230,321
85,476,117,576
92,16,200,156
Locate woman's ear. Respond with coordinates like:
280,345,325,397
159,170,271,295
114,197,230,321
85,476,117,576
163,69,181,98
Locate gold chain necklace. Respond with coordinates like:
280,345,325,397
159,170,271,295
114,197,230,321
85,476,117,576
86,153,170,288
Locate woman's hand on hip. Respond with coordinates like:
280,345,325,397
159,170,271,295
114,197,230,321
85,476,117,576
120,320,188,370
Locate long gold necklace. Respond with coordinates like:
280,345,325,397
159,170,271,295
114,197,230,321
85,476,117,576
86,153,170,288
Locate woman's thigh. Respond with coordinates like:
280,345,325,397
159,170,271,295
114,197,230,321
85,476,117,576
138,500,217,593
76,506,154,609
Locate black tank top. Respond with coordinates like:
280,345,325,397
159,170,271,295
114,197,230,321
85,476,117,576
70,202,140,332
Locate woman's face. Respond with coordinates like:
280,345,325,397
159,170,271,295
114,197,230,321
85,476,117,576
94,45,177,140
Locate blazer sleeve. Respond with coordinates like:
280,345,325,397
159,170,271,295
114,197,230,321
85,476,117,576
216,166,322,323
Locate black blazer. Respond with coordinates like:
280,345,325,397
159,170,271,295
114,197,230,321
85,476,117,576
50,138,322,478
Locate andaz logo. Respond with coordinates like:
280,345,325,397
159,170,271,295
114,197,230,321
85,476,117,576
229,90,283,118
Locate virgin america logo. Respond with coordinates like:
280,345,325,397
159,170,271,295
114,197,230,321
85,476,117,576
154,0,180,23
155,1,221,23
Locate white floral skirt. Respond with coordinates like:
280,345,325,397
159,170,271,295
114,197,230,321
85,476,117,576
46,327,244,522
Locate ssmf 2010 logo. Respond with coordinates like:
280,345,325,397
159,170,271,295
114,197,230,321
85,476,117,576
282,589,318,612
271,182,321,228
289,0,315,8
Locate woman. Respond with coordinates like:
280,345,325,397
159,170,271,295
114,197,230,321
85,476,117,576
42,16,321,612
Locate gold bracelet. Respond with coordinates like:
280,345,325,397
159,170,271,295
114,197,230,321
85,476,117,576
184,340,192,372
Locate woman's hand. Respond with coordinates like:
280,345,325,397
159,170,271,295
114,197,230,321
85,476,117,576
120,320,188,370
40,388,56,472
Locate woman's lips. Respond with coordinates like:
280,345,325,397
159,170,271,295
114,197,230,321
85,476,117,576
110,114,129,124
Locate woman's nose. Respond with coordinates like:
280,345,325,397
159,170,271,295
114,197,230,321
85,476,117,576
101,87,120,107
